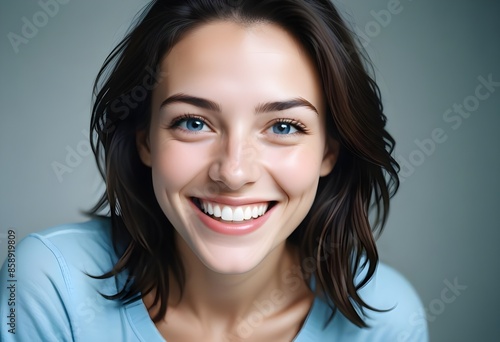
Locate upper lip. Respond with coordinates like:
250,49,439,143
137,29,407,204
192,196,274,206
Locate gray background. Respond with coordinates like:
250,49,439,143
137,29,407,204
1,0,499,341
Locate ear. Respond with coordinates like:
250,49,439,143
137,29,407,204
320,137,339,177
136,130,152,167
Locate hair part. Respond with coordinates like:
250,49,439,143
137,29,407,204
88,0,399,328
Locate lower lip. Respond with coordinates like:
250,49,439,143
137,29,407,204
190,200,275,236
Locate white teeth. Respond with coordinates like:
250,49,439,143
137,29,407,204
244,207,252,220
198,199,270,222
259,205,265,216
213,205,222,218
233,207,244,222
252,207,259,218
221,206,232,221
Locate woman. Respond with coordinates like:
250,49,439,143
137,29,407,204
0,0,428,341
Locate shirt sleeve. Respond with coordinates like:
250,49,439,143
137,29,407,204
0,235,75,342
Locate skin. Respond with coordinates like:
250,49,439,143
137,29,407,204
137,20,339,341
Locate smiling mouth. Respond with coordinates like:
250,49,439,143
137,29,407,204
191,198,277,223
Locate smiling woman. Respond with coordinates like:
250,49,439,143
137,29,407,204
137,21,336,284
0,1,428,341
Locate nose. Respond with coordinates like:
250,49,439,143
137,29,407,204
208,134,261,190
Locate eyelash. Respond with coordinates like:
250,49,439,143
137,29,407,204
168,113,206,130
269,118,309,135
167,113,309,135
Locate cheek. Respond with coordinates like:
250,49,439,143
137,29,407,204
150,140,208,194
265,144,324,197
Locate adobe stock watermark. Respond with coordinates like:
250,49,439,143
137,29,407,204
7,0,71,54
102,66,167,134
68,280,117,340
51,129,92,183
398,277,467,341
398,74,499,182
355,0,415,48
51,66,166,182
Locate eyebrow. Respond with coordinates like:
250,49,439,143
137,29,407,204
159,93,318,115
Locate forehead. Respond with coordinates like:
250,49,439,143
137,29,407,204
155,21,324,113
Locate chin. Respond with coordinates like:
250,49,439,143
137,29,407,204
186,230,277,275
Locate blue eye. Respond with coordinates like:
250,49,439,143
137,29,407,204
271,122,299,135
173,117,210,132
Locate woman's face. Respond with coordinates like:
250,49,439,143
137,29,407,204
138,21,337,274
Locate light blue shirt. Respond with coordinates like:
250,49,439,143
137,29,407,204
0,219,428,341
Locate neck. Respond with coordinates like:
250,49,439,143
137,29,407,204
145,234,312,333
177,235,300,318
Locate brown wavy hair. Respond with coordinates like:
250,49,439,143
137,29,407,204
89,0,400,328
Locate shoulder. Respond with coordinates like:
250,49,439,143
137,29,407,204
11,218,117,280
300,262,429,342
0,218,123,341
357,263,429,341
25,217,114,253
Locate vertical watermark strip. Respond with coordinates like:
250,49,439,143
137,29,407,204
5,229,17,334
